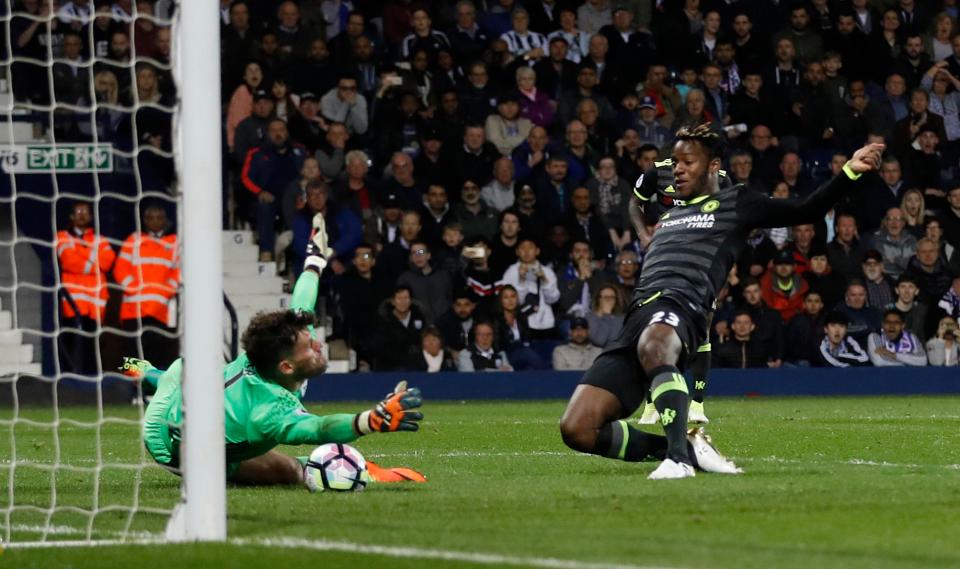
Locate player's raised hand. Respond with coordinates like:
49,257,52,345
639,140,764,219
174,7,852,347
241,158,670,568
356,380,424,434
847,143,885,174
304,213,334,273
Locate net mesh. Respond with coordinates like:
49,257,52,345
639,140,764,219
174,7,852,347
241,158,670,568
0,0,184,544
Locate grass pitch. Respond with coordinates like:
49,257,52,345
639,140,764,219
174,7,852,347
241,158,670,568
3,396,960,569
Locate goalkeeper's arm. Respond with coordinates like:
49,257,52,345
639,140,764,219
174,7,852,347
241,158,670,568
258,382,424,446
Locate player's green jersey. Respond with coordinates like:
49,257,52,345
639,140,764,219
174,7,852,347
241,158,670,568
142,270,359,471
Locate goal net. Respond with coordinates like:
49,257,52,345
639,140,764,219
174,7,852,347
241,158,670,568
0,0,224,546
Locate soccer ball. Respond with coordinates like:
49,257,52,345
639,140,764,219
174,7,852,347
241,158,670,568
304,443,368,492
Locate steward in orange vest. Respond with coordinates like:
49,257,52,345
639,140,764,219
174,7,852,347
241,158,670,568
113,206,180,327
55,202,116,323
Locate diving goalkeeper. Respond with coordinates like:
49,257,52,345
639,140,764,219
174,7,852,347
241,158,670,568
133,215,423,485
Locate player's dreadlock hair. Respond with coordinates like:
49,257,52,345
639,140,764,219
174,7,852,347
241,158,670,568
241,310,317,378
674,123,725,162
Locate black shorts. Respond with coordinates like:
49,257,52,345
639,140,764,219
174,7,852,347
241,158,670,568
578,297,702,414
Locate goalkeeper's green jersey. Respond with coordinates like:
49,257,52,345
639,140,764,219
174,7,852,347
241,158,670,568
142,270,359,471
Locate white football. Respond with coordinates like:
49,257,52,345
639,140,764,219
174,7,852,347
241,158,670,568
304,443,368,492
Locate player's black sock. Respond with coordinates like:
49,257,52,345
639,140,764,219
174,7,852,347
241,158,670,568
649,365,691,464
689,344,711,404
594,420,667,461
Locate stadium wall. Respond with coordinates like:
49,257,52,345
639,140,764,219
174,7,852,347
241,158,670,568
305,368,960,402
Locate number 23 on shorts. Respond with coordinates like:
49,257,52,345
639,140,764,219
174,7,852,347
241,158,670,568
649,311,680,327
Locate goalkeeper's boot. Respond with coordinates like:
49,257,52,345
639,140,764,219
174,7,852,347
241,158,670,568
637,401,660,425
647,458,695,480
687,427,742,474
688,400,710,424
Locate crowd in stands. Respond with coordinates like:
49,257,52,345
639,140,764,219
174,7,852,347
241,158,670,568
23,0,960,372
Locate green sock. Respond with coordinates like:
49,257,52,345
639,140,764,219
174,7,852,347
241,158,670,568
690,343,711,403
594,420,667,461
649,366,691,464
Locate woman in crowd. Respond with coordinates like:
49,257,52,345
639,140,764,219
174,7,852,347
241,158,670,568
901,188,928,239
585,284,625,349
226,60,265,152
493,285,548,370
926,316,959,366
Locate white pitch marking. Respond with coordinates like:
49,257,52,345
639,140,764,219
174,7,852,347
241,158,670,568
3,536,686,569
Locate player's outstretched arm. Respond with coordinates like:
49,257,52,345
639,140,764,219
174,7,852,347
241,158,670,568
741,143,885,229
355,380,424,434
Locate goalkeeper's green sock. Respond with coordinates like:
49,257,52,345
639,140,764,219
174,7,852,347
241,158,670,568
594,420,666,461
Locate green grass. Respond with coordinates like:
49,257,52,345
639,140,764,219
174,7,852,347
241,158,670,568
3,397,960,569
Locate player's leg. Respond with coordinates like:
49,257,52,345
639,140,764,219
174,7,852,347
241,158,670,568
636,322,694,477
230,450,304,486
688,311,713,423
687,342,711,423
559,351,668,462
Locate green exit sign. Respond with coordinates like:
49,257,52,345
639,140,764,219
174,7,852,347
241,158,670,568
1,144,114,173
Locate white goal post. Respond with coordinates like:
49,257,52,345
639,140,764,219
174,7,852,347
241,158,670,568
174,0,225,542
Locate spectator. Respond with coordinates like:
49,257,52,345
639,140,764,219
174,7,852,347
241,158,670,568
739,278,785,367
747,124,784,190
561,119,600,186
738,229,778,280
320,73,368,136
926,316,960,366
56,202,116,375
482,157,517,213
534,155,574,226
53,31,88,107
339,243,389,371
546,7,590,63
408,327,457,372
382,152,422,212
514,184,546,239
868,308,928,366
449,0,489,66
633,95,673,147
838,280,882,346
226,61,265,151
861,249,896,308
784,291,826,365
578,0,611,35
586,284,624,349
292,180,362,276
552,316,602,370
433,221,467,276
493,284,548,370
760,249,809,323
458,321,513,371
535,36,579,101
558,63,615,127
924,217,959,269
397,240,454,322
327,9,369,66
454,123,500,187
827,213,865,284
891,274,929,342
869,207,918,279
233,89,274,166
937,275,960,321
435,291,477,356
903,237,955,309
113,204,179,367
377,210,421,287
557,239,607,319
714,311,769,368
455,180,499,241
413,126,457,192
900,188,928,239
315,122,350,183
892,34,932,89
287,92,327,154
275,0,310,57
610,249,639,296
500,7,548,61
241,119,308,261
419,185,456,248
400,7,450,61
502,237,561,336
804,245,845,309
485,94,535,156
811,310,871,367
462,236,500,312
512,125,552,184
459,62,497,123
585,156,631,250
942,186,960,248
375,285,428,371
515,66,555,128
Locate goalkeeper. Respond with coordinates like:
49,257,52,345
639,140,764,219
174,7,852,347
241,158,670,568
133,215,424,486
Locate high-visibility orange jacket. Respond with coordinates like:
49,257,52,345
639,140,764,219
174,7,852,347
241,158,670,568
56,228,116,322
113,232,180,325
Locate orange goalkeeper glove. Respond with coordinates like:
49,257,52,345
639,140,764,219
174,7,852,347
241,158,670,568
355,380,423,434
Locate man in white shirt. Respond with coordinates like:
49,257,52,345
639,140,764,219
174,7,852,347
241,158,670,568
502,237,561,334
553,317,602,370
868,308,928,366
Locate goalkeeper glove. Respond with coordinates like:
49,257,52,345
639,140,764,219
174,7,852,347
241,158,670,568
355,380,423,434
304,212,334,273
119,357,162,389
